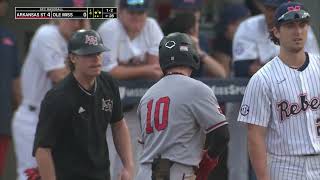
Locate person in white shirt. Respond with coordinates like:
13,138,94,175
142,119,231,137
233,0,319,77
98,0,164,179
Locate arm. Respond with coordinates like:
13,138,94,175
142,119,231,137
111,119,134,179
48,68,69,84
212,52,231,76
206,125,229,158
247,124,269,180
200,52,227,78
109,64,162,80
35,148,56,180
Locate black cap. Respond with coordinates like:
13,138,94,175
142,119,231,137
274,1,310,26
119,0,149,12
68,29,107,55
263,0,288,7
159,32,200,72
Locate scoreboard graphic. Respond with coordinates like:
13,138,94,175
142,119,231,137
15,7,117,19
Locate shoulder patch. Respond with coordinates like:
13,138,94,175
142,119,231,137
240,104,249,116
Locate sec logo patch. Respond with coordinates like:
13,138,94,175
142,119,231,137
240,105,249,116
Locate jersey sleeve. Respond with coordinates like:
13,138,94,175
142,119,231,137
237,73,271,127
232,22,259,62
145,18,164,56
109,77,124,124
33,31,66,72
98,20,120,72
305,27,320,56
33,90,69,155
190,84,227,134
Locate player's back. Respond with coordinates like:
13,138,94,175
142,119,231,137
138,74,209,166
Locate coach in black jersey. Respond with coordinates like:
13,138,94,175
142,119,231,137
32,29,134,180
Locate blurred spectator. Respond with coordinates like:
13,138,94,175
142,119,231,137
11,0,89,179
97,0,163,179
0,0,21,178
233,0,319,77
164,12,226,78
211,3,250,76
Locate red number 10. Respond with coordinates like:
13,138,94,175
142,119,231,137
146,96,170,134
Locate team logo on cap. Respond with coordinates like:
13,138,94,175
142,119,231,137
85,35,98,46
165,41,176,49
287,5,301,12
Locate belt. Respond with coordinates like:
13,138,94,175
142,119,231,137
28,105,37,112
302,154,320,157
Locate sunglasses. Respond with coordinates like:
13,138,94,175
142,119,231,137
277,10,310,23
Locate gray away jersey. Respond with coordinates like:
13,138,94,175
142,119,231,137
137,74,227,166
238,53,320,155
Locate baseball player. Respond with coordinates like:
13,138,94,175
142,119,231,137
233,0,319,77
11,1,88,178
33,29,134,180
238,2,320,180
136,32,229,180
98,0,163,179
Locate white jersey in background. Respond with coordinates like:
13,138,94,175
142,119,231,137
238,53,320,155
98,18,163,71
233,14,319,64
12,24,67,180
21,24,67,107
138,74,227,166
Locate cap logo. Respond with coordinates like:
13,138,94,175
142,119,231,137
85,35,98,46
287,5,301,12
165,41,176,49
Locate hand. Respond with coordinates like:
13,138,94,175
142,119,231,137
24,167,41,180
189,35,202,54
195,150,219,180
118,167,134,180
144,64,163,80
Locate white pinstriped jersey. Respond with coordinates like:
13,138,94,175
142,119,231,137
238,53,320,155
137,74,227,166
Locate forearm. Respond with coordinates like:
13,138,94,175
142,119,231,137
35,148,56,180
111,119,134,170
109,65,148,80
247,125,269,180
202,55,227,78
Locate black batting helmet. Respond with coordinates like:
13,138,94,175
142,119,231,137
159,32,200,72
68,29,107,55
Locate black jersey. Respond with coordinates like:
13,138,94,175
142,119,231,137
33,72,123,180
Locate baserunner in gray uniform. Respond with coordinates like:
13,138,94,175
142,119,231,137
136,32,230,180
